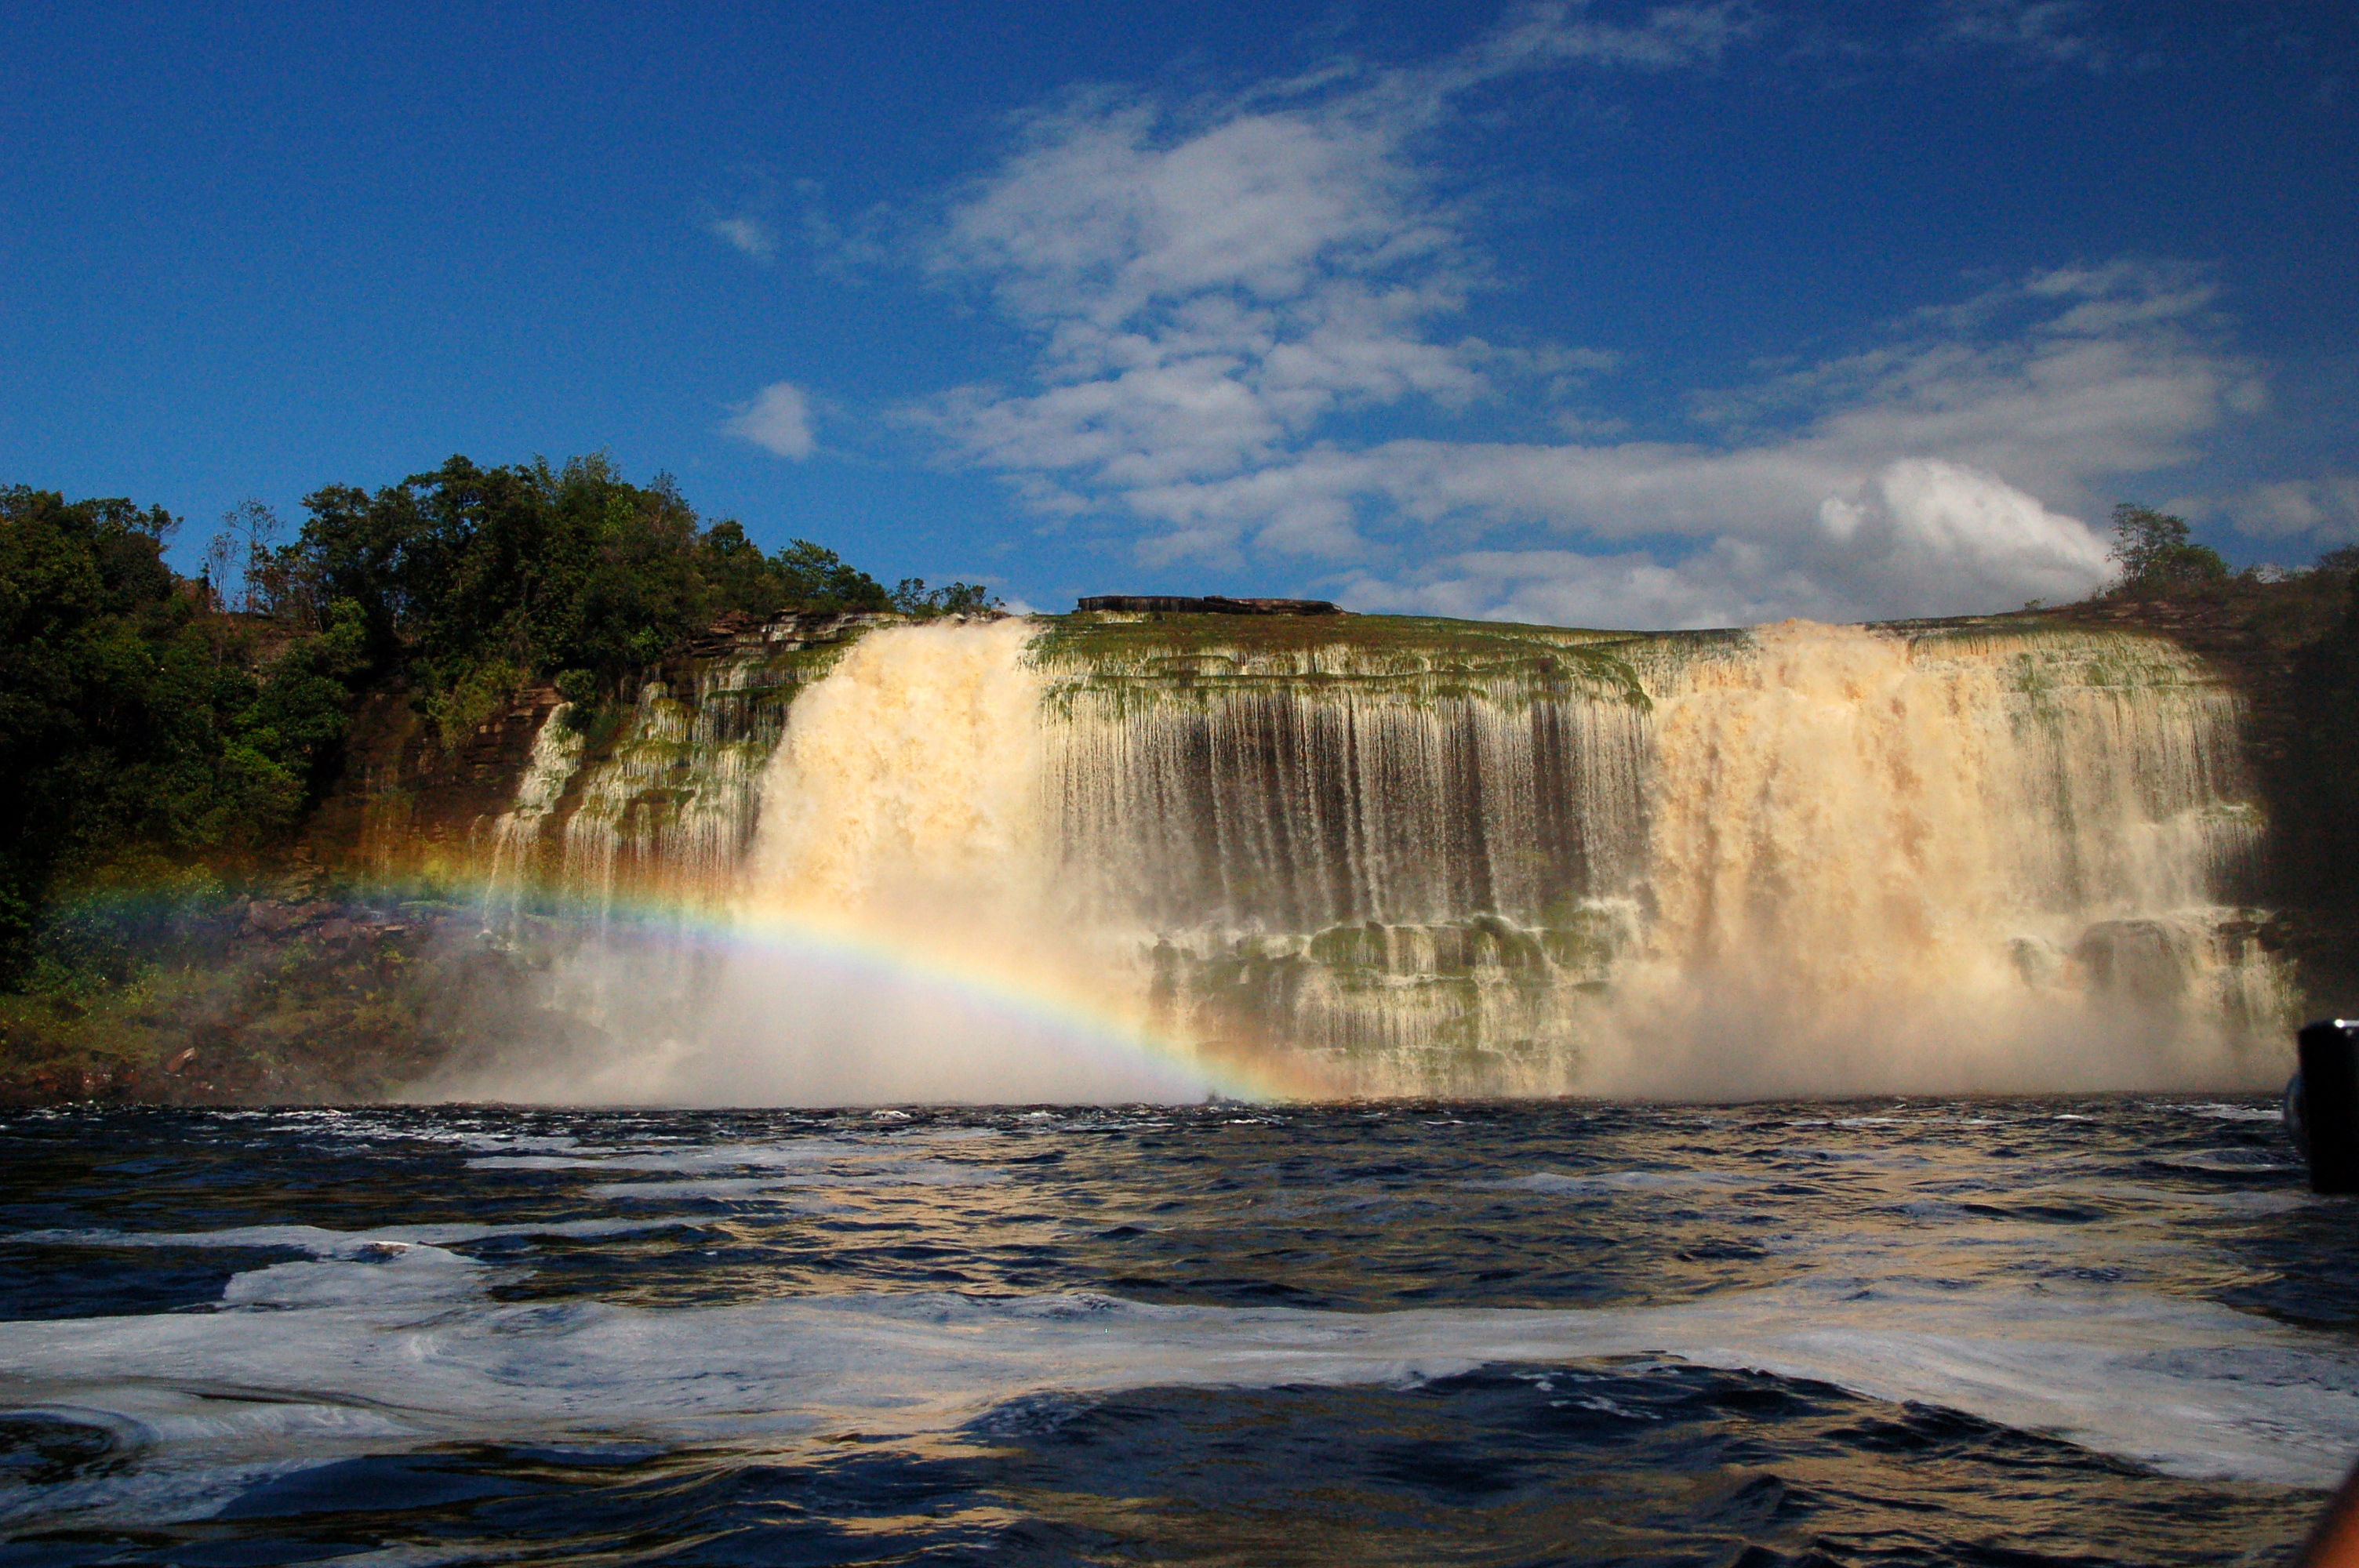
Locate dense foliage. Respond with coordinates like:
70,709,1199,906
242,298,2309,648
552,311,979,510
2107,503,2232,596
0,488,368,984
273,454,990,738
0,456,989,986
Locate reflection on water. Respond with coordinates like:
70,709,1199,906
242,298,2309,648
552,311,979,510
2,1098,2356,1564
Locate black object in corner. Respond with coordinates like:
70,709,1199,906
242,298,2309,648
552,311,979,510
2298,1020,2359,1194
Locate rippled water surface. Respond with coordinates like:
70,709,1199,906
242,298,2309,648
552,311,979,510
2,1098,2355,1566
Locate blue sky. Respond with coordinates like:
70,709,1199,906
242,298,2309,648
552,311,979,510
2,1,2352,626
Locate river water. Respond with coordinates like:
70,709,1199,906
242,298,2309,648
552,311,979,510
3,1098,2354,1565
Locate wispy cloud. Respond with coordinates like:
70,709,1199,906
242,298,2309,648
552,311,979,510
723,381,817,459
791,178,893,279
1926,0,2112,71
707,213,777,263
905,7,2253,626
701,169,788,265
2223,474,2359,542
914,9,1663,511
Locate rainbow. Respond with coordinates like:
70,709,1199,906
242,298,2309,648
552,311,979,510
572,884,1335,1104
42,872,1337,1105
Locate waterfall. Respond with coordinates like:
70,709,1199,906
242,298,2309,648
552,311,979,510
464,612,2289,1101
747,618,1046,916
478,701,583,918
1592,621,2277,1095
676,619,1199,1105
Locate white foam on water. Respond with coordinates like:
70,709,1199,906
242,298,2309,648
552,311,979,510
223,1245,492,1310
2182,1103,2286,1123
5,1218,673,1257
5,1257,2358,1530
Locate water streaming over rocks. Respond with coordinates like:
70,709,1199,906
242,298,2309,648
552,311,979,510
456,612,2287,1102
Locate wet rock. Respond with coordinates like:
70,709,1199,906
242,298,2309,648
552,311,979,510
2074,920,2192,999
2008,935,2066,985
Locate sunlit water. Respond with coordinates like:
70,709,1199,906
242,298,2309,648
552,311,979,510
3,1098,2355,1565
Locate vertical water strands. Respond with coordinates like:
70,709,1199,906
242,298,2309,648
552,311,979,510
477,702,584,918
457,618,878,920
558,652,847,911
444,618,881,1091
1034,615,2288,1097
1037,621,1657,1094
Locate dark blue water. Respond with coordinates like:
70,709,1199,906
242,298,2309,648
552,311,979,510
1,1098,2352,1566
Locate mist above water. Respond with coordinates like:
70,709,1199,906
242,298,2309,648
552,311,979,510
438,615,2286,1104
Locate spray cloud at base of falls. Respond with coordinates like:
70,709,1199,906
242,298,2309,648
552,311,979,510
437,611,2289,1103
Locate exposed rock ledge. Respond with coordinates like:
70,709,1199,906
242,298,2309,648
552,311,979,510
1077,595,1343,615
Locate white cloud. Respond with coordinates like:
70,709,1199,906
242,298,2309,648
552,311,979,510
2226,475,2359,542
1455,1,1759,77
1928,0,2110,70
911,10,2252,627
724,381,817,460
707,213,777,264
915,5,1728,499
1332,460,2108,629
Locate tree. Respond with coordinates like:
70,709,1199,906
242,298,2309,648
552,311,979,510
2109,503,2230,596
0,488,360,984
891,577,1002,617
772,539,893,612
279,456,914,735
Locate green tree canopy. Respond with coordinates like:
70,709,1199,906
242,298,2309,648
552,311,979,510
277,454,902,735
2109,503,2230,596
0,488,362,983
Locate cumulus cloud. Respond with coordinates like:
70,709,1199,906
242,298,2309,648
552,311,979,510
911,7,2249,627
724,381,817,460
1332,459,2110,628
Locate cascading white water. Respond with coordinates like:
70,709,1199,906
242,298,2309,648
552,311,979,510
478,701,583,918
747,618,1047,915
463,612,2290,1102
1586,621,2280,1095
1034,616,2282,1095
683,619,1205,1104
